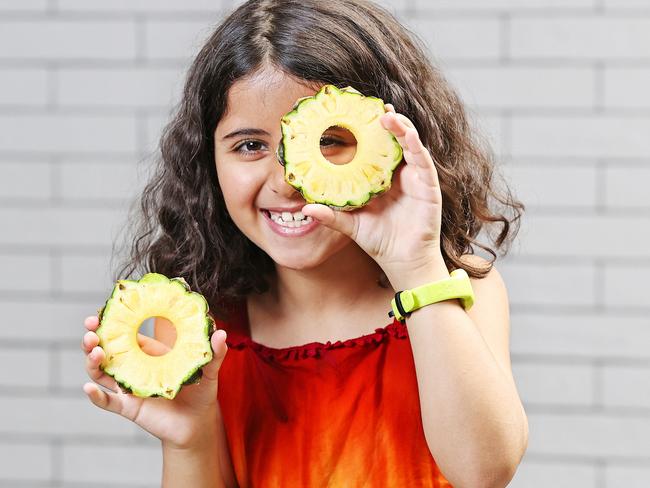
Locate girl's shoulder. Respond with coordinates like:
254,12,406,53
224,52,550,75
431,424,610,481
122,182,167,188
210,299,248,338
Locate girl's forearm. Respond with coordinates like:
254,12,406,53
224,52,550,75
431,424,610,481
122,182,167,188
386,266,527,488
161,405,237,488
162,441,225,488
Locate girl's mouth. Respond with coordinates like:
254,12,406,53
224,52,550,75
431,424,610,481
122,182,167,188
260,209,320,236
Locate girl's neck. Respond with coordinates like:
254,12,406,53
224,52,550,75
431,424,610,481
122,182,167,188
262,242,392,320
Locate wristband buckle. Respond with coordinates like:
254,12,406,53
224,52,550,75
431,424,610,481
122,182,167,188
388,268,474,322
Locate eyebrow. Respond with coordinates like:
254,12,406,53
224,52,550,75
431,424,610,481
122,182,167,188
221,128,271,141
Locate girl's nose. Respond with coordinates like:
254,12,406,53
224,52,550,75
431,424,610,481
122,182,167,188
269,154,301,198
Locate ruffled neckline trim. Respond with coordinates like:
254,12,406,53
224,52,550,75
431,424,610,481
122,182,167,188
226,320,408,361
222,302,409,361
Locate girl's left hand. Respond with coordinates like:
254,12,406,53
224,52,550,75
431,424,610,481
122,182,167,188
301,104,444,278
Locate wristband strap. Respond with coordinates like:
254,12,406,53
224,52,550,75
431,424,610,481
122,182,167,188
389,268,474,322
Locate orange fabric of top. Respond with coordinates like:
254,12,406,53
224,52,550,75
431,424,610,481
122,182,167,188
215,301,453,488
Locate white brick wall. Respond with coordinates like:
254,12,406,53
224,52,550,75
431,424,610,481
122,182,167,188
0,0,648,486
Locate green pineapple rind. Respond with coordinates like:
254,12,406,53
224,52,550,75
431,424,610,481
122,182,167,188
96,273,215,400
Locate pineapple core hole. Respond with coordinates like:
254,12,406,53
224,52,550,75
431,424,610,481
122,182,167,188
137,316,176,356
320,126,357,165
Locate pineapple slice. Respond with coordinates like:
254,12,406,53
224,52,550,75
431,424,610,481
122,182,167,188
278,85,403,210
96,273,214,399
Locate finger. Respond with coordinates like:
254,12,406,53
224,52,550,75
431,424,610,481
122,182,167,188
136,333,171,356
85,346,119,392
384,103,395,113
83,382,126,415
202,329,228,383
382,111,415,131
380,112,416,154
81,331,99,354
300,203,358,239
84,315,99,332
183,329,228,405
404,128,440,188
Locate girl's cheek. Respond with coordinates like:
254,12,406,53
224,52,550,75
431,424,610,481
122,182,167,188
223,165,264,202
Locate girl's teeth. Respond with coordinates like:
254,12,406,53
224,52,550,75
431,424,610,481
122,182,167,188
267,210,313,227
270,210,307,222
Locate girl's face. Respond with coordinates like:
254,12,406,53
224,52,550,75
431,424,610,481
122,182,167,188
214,67,357,270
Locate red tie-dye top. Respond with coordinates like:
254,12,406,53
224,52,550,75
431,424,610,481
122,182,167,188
215,300,453,488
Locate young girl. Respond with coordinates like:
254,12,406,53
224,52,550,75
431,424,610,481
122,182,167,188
81,0,528,486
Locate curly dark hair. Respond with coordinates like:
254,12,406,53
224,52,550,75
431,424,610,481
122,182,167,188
114,0,525,315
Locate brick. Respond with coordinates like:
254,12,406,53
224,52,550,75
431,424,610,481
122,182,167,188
0,299,105,342
144,19,215,61
528,412,650,458
605,166,650,208
405,18,501,61
500,164,597,209
59,160,145,201
144,113,170,154
58,348,89,390
510,313,650,359
0,396,136,437
59,0,227,11
517,214,650,258
511,115,650,158
0,69,48,106
0,161,52,200
472,114,505,157
0,0,47,10
58,67,184,108
604,264,650,308
604,68,650,109
510,17,650,60
447,66,595,109
414,0,595,10
513,361,594,406
509,459,597,488
603,365,650,409
0,347,49,388
0,20,136,60
0,114,137,153
63,444,161,485
0,207,125,246
59,253,115,294
604,0,650,8
0,442,51,481
0,252,51,292
605,465,650,488
498,261,596,306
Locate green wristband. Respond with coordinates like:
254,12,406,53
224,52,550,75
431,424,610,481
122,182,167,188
389,268,475,322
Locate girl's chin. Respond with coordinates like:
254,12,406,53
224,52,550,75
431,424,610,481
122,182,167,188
269,253,322,270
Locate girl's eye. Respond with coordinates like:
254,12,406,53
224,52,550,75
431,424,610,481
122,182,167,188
235,140,266,155
320,136,341,147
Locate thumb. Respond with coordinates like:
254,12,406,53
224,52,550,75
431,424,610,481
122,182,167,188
302,204,357,238
201,329,228,384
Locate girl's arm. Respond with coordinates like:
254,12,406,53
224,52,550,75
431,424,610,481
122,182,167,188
156,318,238,488
385,255,528,488
303,106,527,487
161,404,235,487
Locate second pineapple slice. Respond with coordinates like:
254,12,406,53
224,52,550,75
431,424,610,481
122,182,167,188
96,273,214,400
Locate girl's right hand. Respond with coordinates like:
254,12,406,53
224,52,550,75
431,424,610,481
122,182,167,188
81,315,228,450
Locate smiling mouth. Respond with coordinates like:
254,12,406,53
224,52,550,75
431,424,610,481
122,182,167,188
261,209,314,228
